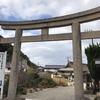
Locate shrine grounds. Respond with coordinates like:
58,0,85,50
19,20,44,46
19,86,96,100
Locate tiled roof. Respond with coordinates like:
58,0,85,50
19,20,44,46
65,61,89,72
58,68,74,72
45,65,65,69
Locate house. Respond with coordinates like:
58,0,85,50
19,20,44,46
43,62,91,89
38,71,50,76
44,65,65,72
5,59,29,74
65,61,89,72
58,61,92,89
44,65,71,86
58,68,74,81
19,59,29,71
37,66,44,72
5,62,11,74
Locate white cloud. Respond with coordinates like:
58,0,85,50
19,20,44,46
0,0,100,20
49,26,71,34
21,40,73,66
0,27,15,37
0,0,100,66
23,30,41,36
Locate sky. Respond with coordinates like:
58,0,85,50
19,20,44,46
0,0,100,67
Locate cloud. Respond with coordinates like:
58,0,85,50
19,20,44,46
0,0,100,66
23,30,41,36
49,26,71,34
0,0,100,20
21,40,73,66
0,27,15,37
81,20,100,32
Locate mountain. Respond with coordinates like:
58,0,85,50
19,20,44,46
0,42,38,69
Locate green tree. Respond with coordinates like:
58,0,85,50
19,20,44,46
38,74,57,88
85,43,100,93
26,68,39,88
3,79,9,96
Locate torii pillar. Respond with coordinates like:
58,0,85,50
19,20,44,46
7,29,22,100
72,22,84,100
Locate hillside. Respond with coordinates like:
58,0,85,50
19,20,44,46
0,42,38,69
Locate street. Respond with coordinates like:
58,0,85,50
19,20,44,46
20,86,95,100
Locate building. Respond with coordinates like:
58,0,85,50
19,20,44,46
44,65,65,72
5,59,29,74
37,66,44,72
58,61,92,89
44,61,92,89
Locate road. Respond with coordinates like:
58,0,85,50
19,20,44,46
20,86,95,100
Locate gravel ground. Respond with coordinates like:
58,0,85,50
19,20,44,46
19,86,96,100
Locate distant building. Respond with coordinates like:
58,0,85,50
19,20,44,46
44,61,91,89
37,66,44,72
5,59,29,74
38,71,50,76
58,61,92,89
44,65,65,72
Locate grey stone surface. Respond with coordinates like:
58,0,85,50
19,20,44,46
1,31,100,43
20,86,75,100
72,22,84,100
2,98,25,100
41,28,48,35
19,86,95,100
7,29,22,99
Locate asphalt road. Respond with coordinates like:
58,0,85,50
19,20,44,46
20,86,96,100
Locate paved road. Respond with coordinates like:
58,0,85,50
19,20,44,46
20,86,96,100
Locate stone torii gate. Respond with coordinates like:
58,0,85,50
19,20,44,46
0,7,100,100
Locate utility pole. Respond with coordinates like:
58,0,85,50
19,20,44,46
92,38,94,45
67,57,70,64
67,57,69,62
38,62,39,66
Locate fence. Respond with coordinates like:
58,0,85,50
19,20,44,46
53,77,68,86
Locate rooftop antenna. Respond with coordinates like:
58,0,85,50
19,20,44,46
84,29,93,45
67,57,70,63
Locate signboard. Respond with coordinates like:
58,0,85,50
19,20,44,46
95,61,100,65
0,52,7,100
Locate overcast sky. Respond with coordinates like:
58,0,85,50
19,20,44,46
0,0,100,67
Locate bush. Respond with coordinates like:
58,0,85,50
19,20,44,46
20,89,27,95
38,74,57,89
26,68,39,88
94,96,100,100
29,89,33,93
3,79,27,96
17,84,27,95
94,96,97,100
3,79,9,96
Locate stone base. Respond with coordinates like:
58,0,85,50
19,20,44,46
2,98,25,100
84,97,90,100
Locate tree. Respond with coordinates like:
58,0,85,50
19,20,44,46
0,44,7,52
26,68,39,88
85,43,100,93
38,74,57,88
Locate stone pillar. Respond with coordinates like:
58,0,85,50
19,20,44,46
7,29,22,100
41,28,48,35
72,22,84,100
